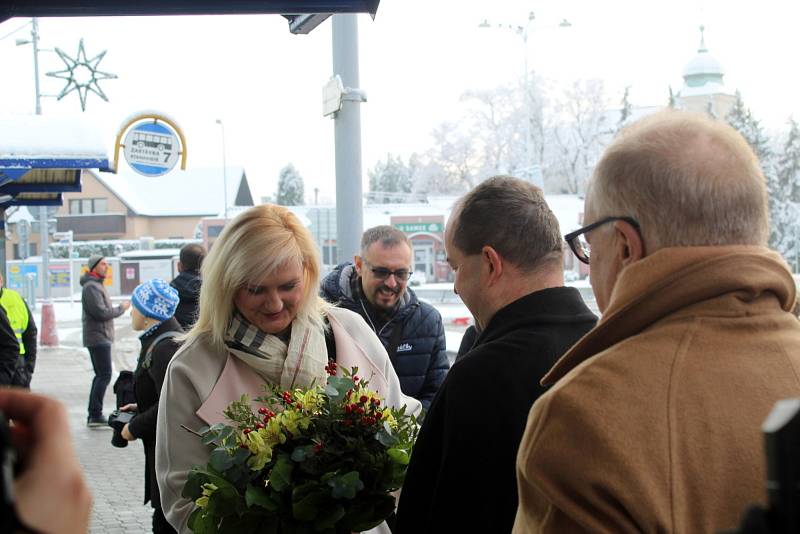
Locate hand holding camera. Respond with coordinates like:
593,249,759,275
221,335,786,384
108,409,137,448
0,389,92,534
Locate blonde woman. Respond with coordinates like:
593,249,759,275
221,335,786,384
155,204,421,533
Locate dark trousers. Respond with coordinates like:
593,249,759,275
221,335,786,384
152,506,176,534
87,344,112,419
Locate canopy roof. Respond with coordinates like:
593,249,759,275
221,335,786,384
0,114,110,208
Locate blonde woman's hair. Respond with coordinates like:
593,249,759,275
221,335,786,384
186,204,329,352
589,110,769,251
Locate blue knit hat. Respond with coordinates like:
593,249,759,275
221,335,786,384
132,279,179,322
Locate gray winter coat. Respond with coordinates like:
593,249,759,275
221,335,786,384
81,273,126,347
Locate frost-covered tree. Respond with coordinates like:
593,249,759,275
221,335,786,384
726,92,787,254
368,154,414,203
548,79,614,194
775,118,800,267
616,86,632,133
276,163,305,206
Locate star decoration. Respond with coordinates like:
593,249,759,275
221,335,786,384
45,39,118,112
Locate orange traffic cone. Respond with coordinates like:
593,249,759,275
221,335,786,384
39,302,59,346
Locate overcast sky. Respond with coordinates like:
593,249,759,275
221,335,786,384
0,0,797,204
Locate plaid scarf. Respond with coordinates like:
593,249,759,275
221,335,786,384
224,312,328,390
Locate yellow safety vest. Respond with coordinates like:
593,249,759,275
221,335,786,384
0,289,30,355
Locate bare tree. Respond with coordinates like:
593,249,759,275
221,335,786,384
546,79,614,194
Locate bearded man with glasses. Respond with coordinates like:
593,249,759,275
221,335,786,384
514,111,800,533
321,225,449,410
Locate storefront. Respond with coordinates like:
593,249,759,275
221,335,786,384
391,216,448,283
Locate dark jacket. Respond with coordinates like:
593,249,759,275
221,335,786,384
80,273,126,347
395,287,597,534
320,263,449,409
0,288,37,388
170,271,202,329
0,306,23,386
128,317,182,507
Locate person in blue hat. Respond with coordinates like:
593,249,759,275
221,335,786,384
119,278,181,534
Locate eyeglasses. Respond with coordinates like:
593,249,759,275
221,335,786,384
564,216,641,265
363,261,413,282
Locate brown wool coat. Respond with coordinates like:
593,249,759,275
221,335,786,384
513,246,800,534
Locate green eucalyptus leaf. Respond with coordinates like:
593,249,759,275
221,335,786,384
291,446,308,462
325,376,354,400
183,469,206,499
233,446,251,465
245,484,278,512
202,433,219,446
209,448,234,472
328,471,364,500
375,427,397,447
269,454,294,492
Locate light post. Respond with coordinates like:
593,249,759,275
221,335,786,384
479,12,571,190
215,119,229,220
16,18,58,345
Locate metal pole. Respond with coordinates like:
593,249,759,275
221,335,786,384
332,14,364,263
216,119,229,219
32,18,42,116
68,232,74,307
39,206,50,301
522,31,534,187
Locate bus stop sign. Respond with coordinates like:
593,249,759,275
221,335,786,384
122,121,180,176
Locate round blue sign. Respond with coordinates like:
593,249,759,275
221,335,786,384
122,121,180,177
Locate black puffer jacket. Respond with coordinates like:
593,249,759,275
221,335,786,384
320,263,449,409
170,271,202,329
128,317,182,508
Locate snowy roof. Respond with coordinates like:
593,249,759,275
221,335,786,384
5,206,37,224
678,82,731,98
119,248,181,259
683,52,724,78
92,166,251,217
0,114,109,165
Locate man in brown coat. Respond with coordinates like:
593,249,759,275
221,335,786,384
514,111,800,533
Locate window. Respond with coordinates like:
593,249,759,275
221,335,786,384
322,244,337,265
207,225,224,237
68,198,108,214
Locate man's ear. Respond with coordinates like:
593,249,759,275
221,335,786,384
353,255,363,275
481,246,504,285
614,220,645,266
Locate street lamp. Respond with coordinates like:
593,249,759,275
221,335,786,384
479,12,571,190
215,119,229,220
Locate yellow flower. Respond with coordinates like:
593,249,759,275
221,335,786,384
195,482,218,508
279,409,311,436
381,408,397,429
296,389,322,412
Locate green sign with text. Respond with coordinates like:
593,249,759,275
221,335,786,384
394,222,443,234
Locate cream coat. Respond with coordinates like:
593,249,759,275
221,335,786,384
156,307,421,533
514,246,800,533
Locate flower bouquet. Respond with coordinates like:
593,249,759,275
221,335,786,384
183,364,419,533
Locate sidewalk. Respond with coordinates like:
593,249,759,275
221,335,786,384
30,303,152,533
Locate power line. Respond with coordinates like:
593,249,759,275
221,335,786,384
0,20,32,42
